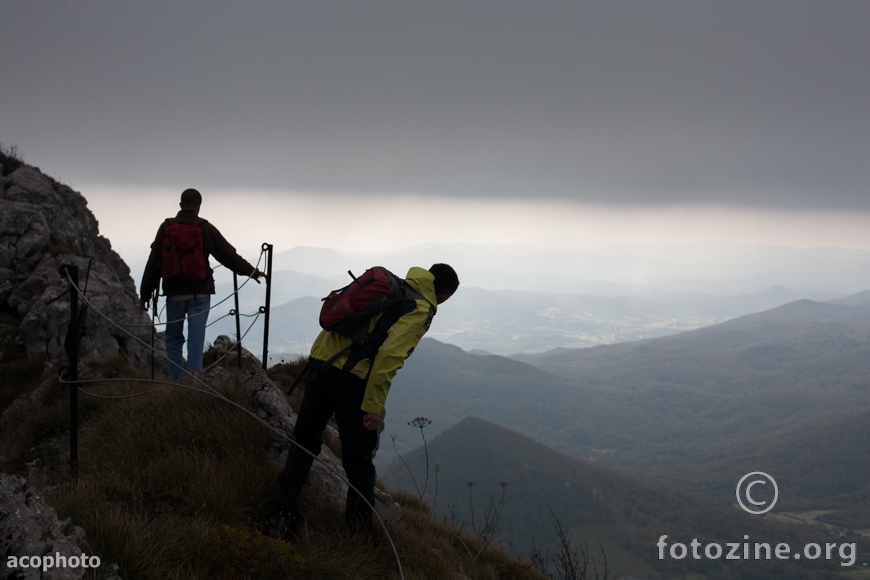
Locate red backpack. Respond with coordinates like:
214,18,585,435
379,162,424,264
285,266,432,395
160,218,209,287
287,266,435,395
320,267,407,342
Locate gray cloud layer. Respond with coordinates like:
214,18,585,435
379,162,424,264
2,1,868,208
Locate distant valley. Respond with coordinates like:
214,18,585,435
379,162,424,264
115,242,870,358
381,296,870,534
203,271,846,358
383,417,867,579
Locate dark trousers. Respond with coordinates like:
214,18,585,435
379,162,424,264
269,362,378,533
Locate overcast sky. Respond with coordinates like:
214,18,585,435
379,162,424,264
2,1,868,253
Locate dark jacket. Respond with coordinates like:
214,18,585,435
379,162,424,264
140,208,257,300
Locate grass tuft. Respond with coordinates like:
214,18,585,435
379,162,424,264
86,352,146,379
206,524,313,579
0,142,24,176
266,354,309,412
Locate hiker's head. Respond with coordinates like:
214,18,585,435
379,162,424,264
180,188,202,211
429,263,459,304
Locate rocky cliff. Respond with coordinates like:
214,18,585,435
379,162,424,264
0,160,154,372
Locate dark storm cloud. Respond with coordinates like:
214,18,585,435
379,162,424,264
1,1,867,209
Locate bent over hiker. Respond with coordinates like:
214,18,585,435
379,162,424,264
139,188,265,380
268,264,459,537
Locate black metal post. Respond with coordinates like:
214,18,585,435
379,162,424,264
261,243,273,369
64,265,79,479
233,273,242,367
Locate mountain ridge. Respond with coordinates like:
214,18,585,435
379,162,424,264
384,298,870,516
384,416,864,579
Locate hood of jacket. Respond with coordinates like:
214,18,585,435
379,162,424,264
404,267,437,311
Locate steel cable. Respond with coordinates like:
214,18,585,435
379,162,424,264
74,311,264,396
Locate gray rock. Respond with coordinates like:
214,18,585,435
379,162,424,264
0,201,50,283
374,487,402,524
2,167,61,207
0,475,88,580
0,164,158,373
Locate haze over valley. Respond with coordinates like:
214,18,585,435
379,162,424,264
121,242,870,358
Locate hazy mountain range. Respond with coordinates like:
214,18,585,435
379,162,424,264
379,296,870,578
378,295,870,554
382,296,870,471
113,242,868,358
207,280,841,358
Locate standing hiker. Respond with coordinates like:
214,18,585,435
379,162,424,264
268,263,459,537
139,188,266,380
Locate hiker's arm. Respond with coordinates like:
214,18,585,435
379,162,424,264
140,222,166,303
205,222,260,278
361,304,429,415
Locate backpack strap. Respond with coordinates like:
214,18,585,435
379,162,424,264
284,345,353,396
165,217,204,227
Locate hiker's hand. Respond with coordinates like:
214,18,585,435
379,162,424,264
252,269,267,284
362,413,381,431
139,298,148,311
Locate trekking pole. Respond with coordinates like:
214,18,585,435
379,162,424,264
233,273,242,367
261,243,273,370
61,264,79,479
150,292,158,380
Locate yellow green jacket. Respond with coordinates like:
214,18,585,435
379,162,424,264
310,267,437,414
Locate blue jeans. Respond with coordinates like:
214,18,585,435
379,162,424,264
165,295,211,381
